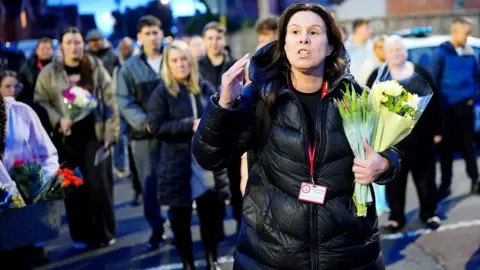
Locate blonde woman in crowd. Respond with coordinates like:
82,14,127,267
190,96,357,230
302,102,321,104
147,40,229,270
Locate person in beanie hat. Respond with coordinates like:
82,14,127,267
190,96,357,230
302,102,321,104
86,29,120,76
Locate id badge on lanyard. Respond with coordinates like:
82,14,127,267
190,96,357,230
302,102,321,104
298,82,328,205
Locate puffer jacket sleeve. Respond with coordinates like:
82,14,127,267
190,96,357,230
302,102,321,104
375,146,402,185
192,84,256,171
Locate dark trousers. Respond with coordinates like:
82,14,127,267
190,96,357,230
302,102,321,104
227,156,242,230
62,140,116,244
169,191,225,263
386,143,438,225
57,115,115,245
128,143,142,195
440,102,479,188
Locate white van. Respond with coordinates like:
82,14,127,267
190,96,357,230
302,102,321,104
401,34,480,131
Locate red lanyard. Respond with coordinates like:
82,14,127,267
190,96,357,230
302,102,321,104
308,141,316,181
308,81,328,182
321,81,328,99
37,59,44,70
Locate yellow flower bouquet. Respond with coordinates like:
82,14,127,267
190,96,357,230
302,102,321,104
337,72,433,217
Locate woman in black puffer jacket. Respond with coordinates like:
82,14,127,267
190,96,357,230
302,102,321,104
147,40,229,270
193,3,402,270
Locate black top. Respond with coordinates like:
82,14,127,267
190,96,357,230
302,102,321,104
64,64,81,75
295,90,322,145
213,64,223,88
198,54,236,90
18,56,51,102
39,59,51,67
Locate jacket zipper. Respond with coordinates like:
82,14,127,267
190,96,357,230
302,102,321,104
288,92,316,269
290,89,330,270
312,100,328,269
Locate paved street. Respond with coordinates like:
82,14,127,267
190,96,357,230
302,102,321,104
36,159,480,270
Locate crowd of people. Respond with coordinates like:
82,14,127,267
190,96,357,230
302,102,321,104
0,2,479,269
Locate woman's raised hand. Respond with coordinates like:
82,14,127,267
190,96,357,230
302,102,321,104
219,54,250,109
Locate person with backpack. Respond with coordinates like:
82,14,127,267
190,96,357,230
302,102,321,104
192,3,401,269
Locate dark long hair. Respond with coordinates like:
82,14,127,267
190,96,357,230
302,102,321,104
260,3,345,107
0,70,17,85
0,93,6,160
60,27,94,92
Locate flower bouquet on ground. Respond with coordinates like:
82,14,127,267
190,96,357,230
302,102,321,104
0,160,26,211
336,65,433,217
10,159,45,204
0,183,25,212
33,168,83,203
63,86,98,135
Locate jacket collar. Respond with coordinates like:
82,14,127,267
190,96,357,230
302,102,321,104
441,41,475,56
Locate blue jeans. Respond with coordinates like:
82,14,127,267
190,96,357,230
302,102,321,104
113,117,129,174
130,139,165,231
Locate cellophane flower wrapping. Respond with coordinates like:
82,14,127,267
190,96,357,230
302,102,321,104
63,86,98,136
369,65,433,152
336,84,374,217
0,161,26,212
10,159,45,204
336,64,433,217
33,167,83,203
4,145,46,205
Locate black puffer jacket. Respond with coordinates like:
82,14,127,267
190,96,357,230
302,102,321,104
193,42,401,269
148,78,230,207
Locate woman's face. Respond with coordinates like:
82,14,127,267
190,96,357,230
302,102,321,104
167,48,191,81
384,40,407,67
0,76,19,97
61,33,84,61
284,11,331,73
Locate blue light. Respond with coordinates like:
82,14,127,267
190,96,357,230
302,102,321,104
390,26,434,37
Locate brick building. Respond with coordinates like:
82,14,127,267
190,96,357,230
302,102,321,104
388,0,480,16
0,0,43,42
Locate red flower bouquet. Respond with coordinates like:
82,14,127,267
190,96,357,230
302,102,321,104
33,168,83,203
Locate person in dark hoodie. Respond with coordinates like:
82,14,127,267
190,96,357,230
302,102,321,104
17,38,54,138
193,3,401,269
430,17,480,198
18,38,54,103
86,29,120,77
198,21,240,232
367,35,442,233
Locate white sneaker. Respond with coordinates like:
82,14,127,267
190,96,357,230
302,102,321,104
425,216,441,229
